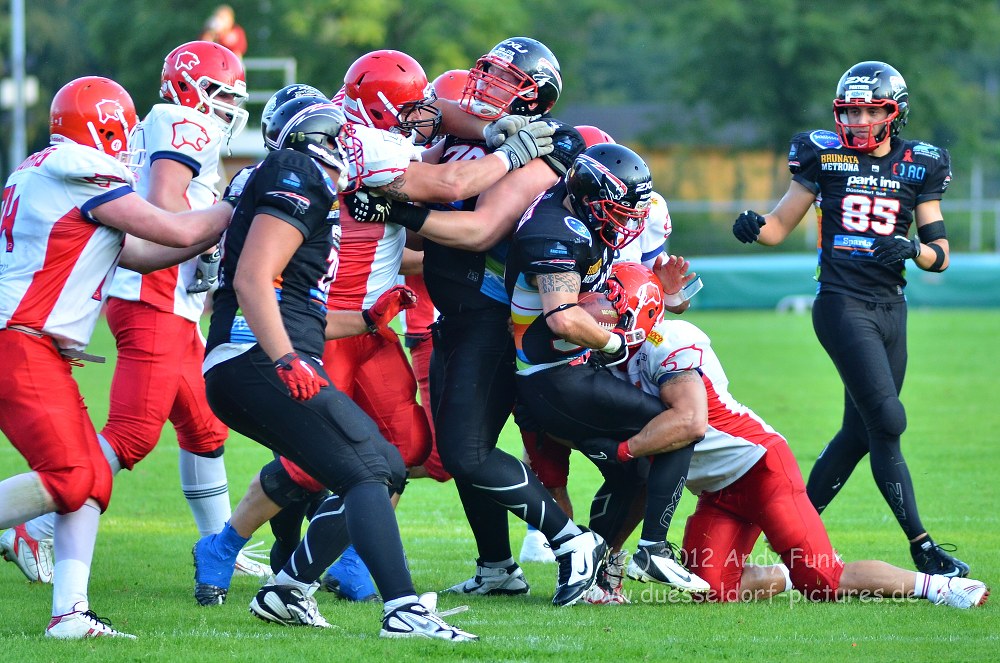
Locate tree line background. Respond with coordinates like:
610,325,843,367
3,0,999,254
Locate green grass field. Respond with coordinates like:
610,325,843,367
1,308,997,661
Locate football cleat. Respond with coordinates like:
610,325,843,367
444,560,530,596
911,539,970,578
192,536,236,606
584,550,630,605
250,580,332,628
45,602,136,639
380,593,477,641
934,577,989,609
519,527,556,564
234,541,272,578
551,529,607,607
0,524,54,584
626,541,710,592
320,544,379,602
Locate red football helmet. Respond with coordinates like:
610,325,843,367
49,76,138,161
342,50,441,144
575,125,616,148
160,41,248,137
432,69,471,103
606,261,664,351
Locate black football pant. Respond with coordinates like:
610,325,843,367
515,360,694,545
807,292,925,540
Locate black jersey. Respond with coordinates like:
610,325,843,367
207,149,341,359
505,181,613,369
422,116,585,314
789,129,951,302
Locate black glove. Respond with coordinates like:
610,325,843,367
733,210,766,243
187,248,222,294
871,235,920,265
592,330,628,368
344,190,393,224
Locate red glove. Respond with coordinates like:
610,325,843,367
604,278,629,316
274,352,329,401
362,285,418,342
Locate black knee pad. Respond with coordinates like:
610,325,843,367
877,396,907,437
385,444,407,497
259,459,319,508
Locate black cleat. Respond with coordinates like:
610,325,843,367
911,538,970,578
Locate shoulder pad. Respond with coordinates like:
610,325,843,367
541,120,585,176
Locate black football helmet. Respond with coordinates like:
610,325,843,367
262,92,329,151
460,37,562,119
273,102,348,175
261,84,327,147
565,144,652,250
833,61,909,153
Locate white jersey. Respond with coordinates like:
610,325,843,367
329,123,423,310
615,191,671,267
0,141,136,350
628,319,782,494
108,103,226,322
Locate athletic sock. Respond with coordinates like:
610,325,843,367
179,450,231,537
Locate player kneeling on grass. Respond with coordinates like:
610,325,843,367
579,280,989,609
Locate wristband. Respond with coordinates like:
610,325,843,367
393,204,430,232
600,331,624,354
617,441,635,463
361,309,378,334
664,276,704,307
492,150,513,172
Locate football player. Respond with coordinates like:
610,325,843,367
0,76,233,638
194,103,476,640
505,143,708,598
346,37,609,607
2,41,270,584
731,61,968,577
606,277,988,608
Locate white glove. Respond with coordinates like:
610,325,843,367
494,121,555,171
483,115,534,148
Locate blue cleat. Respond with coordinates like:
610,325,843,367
193,534,238,606
321,545,379,602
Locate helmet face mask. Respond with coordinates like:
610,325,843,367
460,37,562,119
566,145,652,251
833,60,908,153
160,41,249,138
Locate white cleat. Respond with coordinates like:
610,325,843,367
626,541,710,592
519,528,556,564
444,560,530,596
380,592,477,641
234,541,272,578
0,524,54,584
250,579,332,628
934,577,989,609
45,602,136,639
552,529,607,607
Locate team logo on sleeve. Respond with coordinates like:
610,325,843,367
267,191,311,215
658,343,702,372
171,119,210,151
564,216,591,242
809,130,841,149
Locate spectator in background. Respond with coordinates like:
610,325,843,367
201,5,247,59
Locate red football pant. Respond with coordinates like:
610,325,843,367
101,299,227,470
280,331,434,494
0,330,113,512
522,430,571,489
681,440,845,602
408,337,449,482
